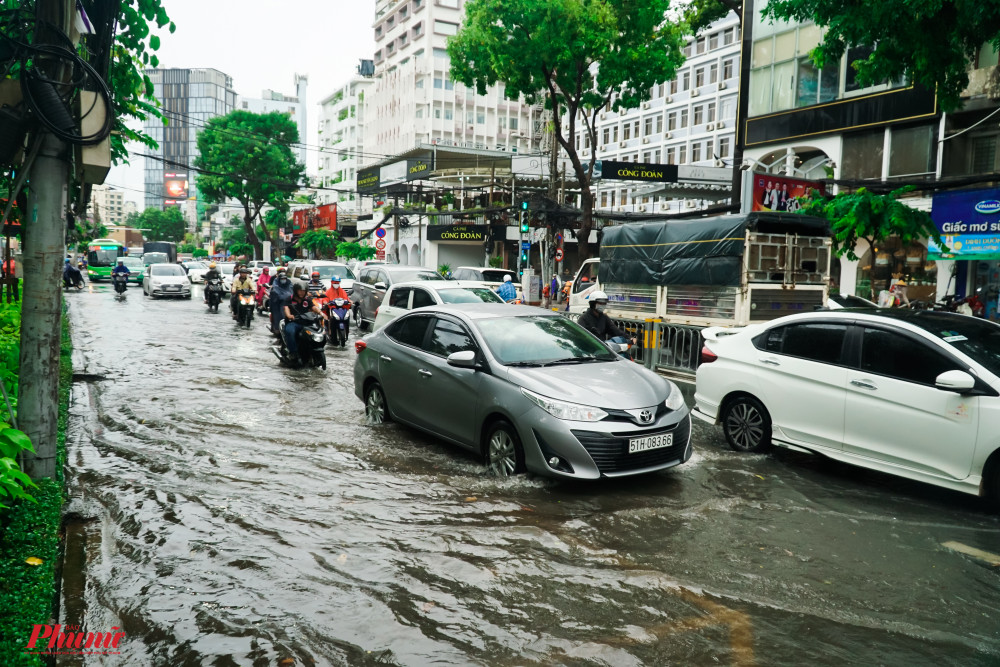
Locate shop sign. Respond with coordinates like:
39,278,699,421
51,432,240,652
929,188,1000,260
406,157,434,181
597,160,679,183
751,174,826,212
357,167,381,194
426,225,487,242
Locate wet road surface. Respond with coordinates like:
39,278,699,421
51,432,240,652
60,283,1000,666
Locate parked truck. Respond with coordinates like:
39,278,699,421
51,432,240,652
568,212,832,375
142,241,177,265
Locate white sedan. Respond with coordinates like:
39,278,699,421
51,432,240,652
693,309,1000,506
143,264,192,299
372,280,506,331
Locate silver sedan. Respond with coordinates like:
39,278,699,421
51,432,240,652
353,303,691,479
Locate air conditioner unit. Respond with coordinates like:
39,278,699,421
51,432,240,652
705,122,714,131
666,96,673,103
468,125,474,130
691,89,700,97
600,145,607,151
637,205,647,212
718,82,727,90
715,120,725,128
714,159,725,167
619,141,627,147
600,113,606,120
642,137,650,144
685,200,697,208
642,102,650,109
664,132,671,139
517,131,526,137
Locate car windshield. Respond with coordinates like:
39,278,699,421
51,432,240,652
481,269,516,282
475,315,618,365
393,270,440,282
912,317,1000,378
151,265,185,277
437,287,504,304
142,252,167,265
315,265,356,280
186,261,207,269
217,264,235,272
122,258,142,269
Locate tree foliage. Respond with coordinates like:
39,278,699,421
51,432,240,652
796,186,944,261
192,248,208,258
764,0,1000,111
448,0,690,259
66,216,107,253
194,111,305,259
335,242,376,262
136,206,185,243
295,229,340,259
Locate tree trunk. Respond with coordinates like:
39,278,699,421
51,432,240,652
578,185,593,262
243,210,262,260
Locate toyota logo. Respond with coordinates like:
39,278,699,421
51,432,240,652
639,409,653,423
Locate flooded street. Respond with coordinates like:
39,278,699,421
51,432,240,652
61,284,1000,666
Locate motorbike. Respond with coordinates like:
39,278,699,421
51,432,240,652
607,335,639,361
205,278,224,312
272,311,327,369
256,281,271,315
326,298,351,348
235,289,255,328
63,269,85,290
112,273,128,296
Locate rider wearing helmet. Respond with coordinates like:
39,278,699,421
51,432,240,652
269,266,294,334
577,290,631,342
496,274,517,302
306,270,326,296
325,276,351,304
111,258,130,278
230,266,255,318
202,261,222,304
63,258,84,287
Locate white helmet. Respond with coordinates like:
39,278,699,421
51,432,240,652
503,275,512,282
589,290,608,302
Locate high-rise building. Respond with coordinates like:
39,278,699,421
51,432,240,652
366,0,540,158
89,184,125,225
143,68,237,212
239,74,309,168
317,71,374,214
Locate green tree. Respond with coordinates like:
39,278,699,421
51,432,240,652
797,186,944,289
124,210,140,228
194,111,305,259
763,0,1000,111
449,0,689,260
295,229,340,259
138,206,185,243
335,241,377,262
192,248,208,258
66,214,108,253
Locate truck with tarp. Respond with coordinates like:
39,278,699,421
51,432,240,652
567,212,832,373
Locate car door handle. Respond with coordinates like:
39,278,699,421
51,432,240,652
380,355,392,362
758,357,780,366
850,379,877,390
418,369,432,378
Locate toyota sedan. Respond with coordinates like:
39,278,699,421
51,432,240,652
354,303,691,479
142,263,192,299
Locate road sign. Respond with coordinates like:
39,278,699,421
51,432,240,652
375,228,387,238
375,238,386,250
531,228,546,243
376,249,385,260
521,241,530,250
555,248,564,262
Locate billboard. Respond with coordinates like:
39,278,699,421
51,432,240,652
751,173,826,213
928,187,1000,260
164,172,189,206
291,204,338,235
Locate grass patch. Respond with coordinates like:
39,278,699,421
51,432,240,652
0,307,71,665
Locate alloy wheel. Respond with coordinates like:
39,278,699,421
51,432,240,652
487,429,518,477
726,402,765,451
365,385,386,425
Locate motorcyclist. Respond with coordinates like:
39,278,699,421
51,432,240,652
256,266,272,308
306,270,326,297
269,266,294,333
496,274,517,302
577,291,635,344
230,266,255,318
283,284,327,364
202,261,222,304
325,276,351,304
63,258,83,288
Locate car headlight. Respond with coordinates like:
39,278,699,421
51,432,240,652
664,381,685,411
521,388,607,422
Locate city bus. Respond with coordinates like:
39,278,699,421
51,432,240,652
86,238,127,281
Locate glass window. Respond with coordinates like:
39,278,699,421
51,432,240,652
425,319,477,357
667,112,676,131
911,316,1000,378
444,109,453,120
679,145,687,163
709,63,718,84
386,315,431,347
749,68,772,116
860,328,960,385
972,136,998,174
681,71,690,91
724,59,735,79
772,60,796,110
695,68,705,87
693,105,704,125
411,288,435,308
845,45,876,92
774,31,796,61
764,323,848,364
389,287,411,308
602,128,610,144
475,315,617,365
889,124,936,177
720,136,731,158
434,20,458,35
709,32,719,50
842,130,885,180
623,123,631,140
680,109,688,128
978,42,1000,69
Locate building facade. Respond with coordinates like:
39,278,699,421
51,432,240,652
239,74,309,168
143,68,237,211
89,184,125,226
317,73,374,216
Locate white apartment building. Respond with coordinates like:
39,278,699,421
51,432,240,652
367,0,540,160
317,73,374,215
239,74,309,168
579,14,741,214
89,184,125,225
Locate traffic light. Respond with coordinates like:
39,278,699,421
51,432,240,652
519,201,530,233
521,251,528,262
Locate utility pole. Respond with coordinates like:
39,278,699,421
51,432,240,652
730,0,754,214
20,0,75,479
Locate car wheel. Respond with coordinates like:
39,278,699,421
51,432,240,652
365,381,388,425
356,307,369,331
484,420,525,477
721,395,772,453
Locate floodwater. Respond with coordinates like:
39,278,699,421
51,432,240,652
59,283,1000,666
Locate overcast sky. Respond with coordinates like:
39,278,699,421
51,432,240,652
106,0,376,207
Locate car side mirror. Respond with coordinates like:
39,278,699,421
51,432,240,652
446,350,478,369
935,369,976,394
374,281,387,290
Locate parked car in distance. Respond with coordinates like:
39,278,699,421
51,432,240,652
121,256,144,284
373,280,504,330
286,260,356,294
143,263,192,299
182,260,210,283
451,267,523,299
353,265,442,330
349,259,386,273
355,303,691,479
246,260,273,280
694,310,1000,506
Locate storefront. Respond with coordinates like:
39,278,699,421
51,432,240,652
928,187,1000,320
425,224,490,271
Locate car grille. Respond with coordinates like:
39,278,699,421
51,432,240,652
571,415,690,474
604,402,669,425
